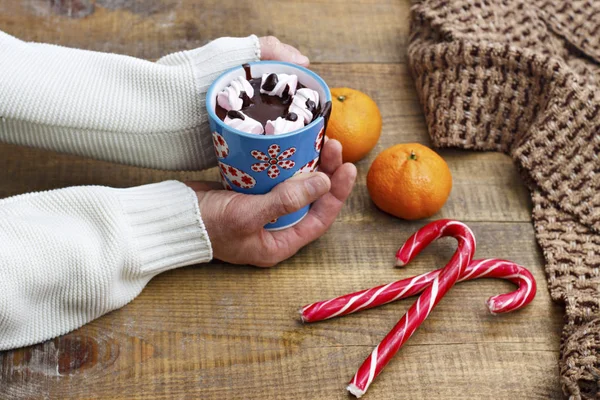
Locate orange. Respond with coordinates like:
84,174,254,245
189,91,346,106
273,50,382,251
327,88,382,163
367,143,452,220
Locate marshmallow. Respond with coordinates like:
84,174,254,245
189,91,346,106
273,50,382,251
288,88,320,124
260,73,298,98
217,76,254,111
265,113,305,135
224,110,264,135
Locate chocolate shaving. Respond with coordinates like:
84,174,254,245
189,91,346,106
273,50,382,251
239,92,252,108
262,73,278,92
282,85,293,105
306,99,317,114
226,110,245,120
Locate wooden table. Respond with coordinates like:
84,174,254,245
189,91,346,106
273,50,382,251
0,1,564,398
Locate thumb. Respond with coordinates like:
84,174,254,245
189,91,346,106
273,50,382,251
253,172,331,224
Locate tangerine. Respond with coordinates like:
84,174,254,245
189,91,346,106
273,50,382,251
367,143,452,220
327,88,382,163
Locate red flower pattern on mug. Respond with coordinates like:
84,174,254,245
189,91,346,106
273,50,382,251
218,161,256,189
212,132,229,159
314,127,325,152
250,144,296,179
220,171,233,190
293,156,320,176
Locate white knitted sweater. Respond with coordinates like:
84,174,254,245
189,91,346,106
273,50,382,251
0,31,261,350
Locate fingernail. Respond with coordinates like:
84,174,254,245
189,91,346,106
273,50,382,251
294,54,309,66
305,174,328,197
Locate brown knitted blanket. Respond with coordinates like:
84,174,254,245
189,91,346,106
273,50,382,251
408,1,600,398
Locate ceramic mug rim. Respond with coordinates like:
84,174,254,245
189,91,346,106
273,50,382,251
206,61,332,140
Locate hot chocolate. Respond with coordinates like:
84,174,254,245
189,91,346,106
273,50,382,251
215,63,332,135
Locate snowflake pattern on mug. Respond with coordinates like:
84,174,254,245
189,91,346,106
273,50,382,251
250,144,296,179
218,161,256,189
212,132,229,159
314,127,325,152
293,156,320,176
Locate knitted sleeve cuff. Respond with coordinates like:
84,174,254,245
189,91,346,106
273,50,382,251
157,35,261,93
156,35,261,170
117,180,213,276
184,35,260,169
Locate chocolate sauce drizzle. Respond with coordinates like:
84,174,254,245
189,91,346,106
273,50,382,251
320,101,332,131
217,64,333,131
242,63,252,80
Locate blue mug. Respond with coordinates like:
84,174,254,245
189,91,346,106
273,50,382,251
206,61,331,230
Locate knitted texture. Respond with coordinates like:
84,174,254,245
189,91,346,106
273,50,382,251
0,31,260,171
0,180,212,350
408,1,600,398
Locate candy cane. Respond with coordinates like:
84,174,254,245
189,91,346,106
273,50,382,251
395,220,534,314
300,258,536,322
346,219,475,398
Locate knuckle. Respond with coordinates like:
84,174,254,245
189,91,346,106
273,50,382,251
277,187,303,214
266,36,279,46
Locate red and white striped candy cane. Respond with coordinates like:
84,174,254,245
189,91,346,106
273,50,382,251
300,258,536,322
347,219,475,398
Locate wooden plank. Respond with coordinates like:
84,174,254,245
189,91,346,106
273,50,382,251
0,0,409,63
0,0,560,397
0,222,562,399
0,63,531,223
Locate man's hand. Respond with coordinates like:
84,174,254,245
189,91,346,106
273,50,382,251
259,36,310,67
186,139,356,267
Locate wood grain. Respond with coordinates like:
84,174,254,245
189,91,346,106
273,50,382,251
0,0,562,398
0,223,562,399
0,0,409,63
